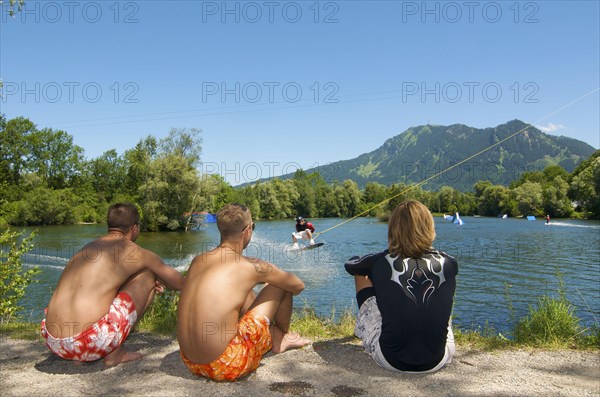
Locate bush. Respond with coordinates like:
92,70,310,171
0,229,40,320
513,295,581,348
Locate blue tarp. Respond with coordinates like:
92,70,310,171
205,213,217,223
526,216,536,221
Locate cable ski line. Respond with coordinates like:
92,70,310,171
314,87,600,238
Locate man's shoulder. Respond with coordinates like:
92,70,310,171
190,251,256,271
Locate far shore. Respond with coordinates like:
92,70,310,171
4,214,598,230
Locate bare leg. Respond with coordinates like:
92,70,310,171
355,275,372,293
103,269,156,367
248,285,311,354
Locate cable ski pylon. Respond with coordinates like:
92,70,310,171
313,87,600,239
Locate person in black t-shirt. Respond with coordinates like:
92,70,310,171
345,200,458,373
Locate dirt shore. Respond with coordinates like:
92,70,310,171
1,332,598,396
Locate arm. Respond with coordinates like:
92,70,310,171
142,249,186,291
344,250,387,276
246,257,304,295
306,222,315,233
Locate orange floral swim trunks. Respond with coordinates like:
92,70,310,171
181,309,272,381
40,291,137,362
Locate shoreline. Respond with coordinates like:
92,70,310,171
3,214,600,228
2,332,599,396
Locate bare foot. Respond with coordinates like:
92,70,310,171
272,329,311,354
103,346,144,367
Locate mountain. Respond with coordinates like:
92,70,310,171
278,120,597,191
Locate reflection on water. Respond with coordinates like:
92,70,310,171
15,217,600,333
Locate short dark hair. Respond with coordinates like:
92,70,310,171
107,203,140,233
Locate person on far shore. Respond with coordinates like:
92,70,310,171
292,216,315,249
177,203,311,382
345,200,458,373
41,203,185,367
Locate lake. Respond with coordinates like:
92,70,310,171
14,216,600,333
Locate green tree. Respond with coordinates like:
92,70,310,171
437,186,461,214
272,178,299,218
473,180,494,198
569,153,600,219
511,170,546,188
543,165,570,182
88,149,126,203
196,174,234,214
0,229,39,320
139,154,201,231
159,128,202,168
9,187,82,225
255,182,282,219
514,181,543,216
293,170,317,217
363,182,388,216
138,129,203,231
26,128,85,189
332,180,362,217
123,136,158,198
0,116,35,186
542,176,572,217
477,184,513,216
234,185,261,218
385,183,411,211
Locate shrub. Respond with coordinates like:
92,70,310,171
513,295,581,348
0,229,40,320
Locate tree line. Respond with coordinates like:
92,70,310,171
1,115,598,230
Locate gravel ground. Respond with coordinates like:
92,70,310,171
1,332,599,396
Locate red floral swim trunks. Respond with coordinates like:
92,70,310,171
40,291,137,362
180,309,272,381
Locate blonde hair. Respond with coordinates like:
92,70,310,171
217,203,252,239
388,200,435,258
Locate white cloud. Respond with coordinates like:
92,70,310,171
535,122,566,133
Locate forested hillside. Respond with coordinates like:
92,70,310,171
1,116,599,228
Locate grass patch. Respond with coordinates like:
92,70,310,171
510,271,599,350
514,295,586,349
454,324,513,350
290,306,356,341
0,320,40,341
136,290,180,335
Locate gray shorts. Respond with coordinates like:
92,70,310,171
355,295,455,373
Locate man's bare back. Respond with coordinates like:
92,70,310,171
46,236,148,337
177,204,310,380
177,248,273,363
42,203,185,367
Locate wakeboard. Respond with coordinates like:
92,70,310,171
298,242,325,251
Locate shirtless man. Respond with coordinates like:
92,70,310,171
41,203,185,367
177,203,311,381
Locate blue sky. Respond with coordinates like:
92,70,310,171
1,0,598,185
